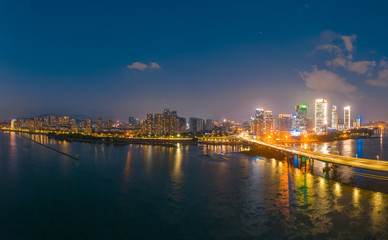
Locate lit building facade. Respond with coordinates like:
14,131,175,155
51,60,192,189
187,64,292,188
315,99,328,133
276,114,293,132
331,105,338,130
295,105,308,131
344,106,351,129
95,118,103,132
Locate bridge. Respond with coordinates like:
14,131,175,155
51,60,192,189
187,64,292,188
240,135,388,173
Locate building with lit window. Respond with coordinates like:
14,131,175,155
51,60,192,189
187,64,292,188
356,116,361,128
95,118,103,132
331,105,338,130
344,106,351,129
276,114,293,132
315,99,328,133
295,105,308,131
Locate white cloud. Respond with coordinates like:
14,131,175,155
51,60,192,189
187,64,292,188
127,61,161,71
127,62,148,70
150,62,161,69
315,44,342,54
326,56,375,74
379,59,388,68
367,69,388,87
340,34,357,52
299,66,357,93
326,56,347,68
347,60,376,74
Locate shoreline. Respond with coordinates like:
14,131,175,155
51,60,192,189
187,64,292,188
1,128,380,147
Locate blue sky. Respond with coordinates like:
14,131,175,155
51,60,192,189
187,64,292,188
1,0,388,122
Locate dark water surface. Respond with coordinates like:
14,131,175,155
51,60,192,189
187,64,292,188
0,132,387,239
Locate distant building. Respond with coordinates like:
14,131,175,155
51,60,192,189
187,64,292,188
50,115,58,128
95,118,103,132
85,118,93,133
142,114,153,135
331,105,338,130
264,110,273,136
43,116,50,129
104,120,113,131
205,119,214,132
189,117,204,133
128,117,140,127
295,105,308,131
277,114,293,132
356,116,361,128
315,99,328,133
70,118,78,132
178,117,187,133
11,119,15,129
344,106,351,129
253,108,265,136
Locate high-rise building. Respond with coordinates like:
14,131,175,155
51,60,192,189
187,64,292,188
104,120,113,131
43,116,50,128
70,118,78,132
189,117,197,133
295,105,308,131
205,119,214,132
50,115,58,127
253,108,265,137
150,110,180,135
344,106,351,129
11,119,16,129
331,105,338,130
85,118,93,133
189,117,204,133
264,110,273,136
128,117,140,127
315,99,328,133
356,116,361,128
141,114,153,135
197,118,205,133
277,114,293,132
95,118,103,132
255,108,264,119
154,113,165,135
178,117,187,133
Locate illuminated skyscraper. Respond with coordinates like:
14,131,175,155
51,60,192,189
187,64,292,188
277,114,293,132
11,119,16,129
356,116,361,128
344,106,351,129
295,105,308,131
331,105,338,130
264,110,273,135
315,99,328,133
86,118,93,133
253,108,265,137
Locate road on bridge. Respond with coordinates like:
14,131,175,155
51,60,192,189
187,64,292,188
240,136,388,173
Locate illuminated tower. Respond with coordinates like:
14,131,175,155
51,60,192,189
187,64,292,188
295,105,308,131
264,110,273,136
315,99,328,133
331,105,338,130
344,106,351,129
356,116,361,128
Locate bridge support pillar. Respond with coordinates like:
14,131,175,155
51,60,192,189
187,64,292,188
323,162,331,172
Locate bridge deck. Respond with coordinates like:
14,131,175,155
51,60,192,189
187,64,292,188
243,137,388,172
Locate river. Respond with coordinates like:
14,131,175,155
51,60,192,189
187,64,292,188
0,131,387,239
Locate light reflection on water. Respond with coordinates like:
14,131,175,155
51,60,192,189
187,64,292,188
0,132,387,239
304,137,388,161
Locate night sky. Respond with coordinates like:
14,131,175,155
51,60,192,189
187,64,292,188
1,1,388,122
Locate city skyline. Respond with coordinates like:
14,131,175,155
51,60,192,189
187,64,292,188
1,1,388,122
